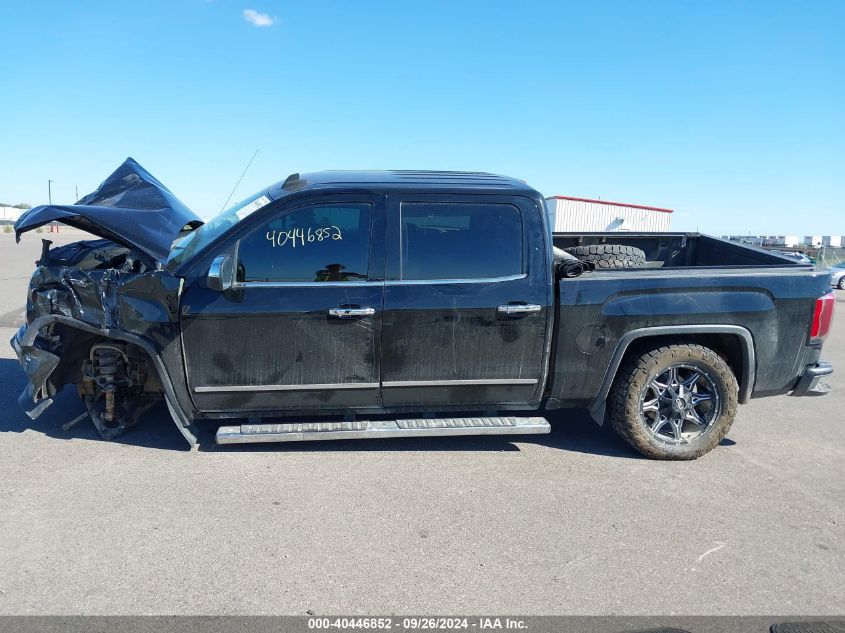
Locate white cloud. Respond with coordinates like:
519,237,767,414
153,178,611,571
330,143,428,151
243,8,274,27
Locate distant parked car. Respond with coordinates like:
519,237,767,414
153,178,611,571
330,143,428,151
772,250,814,264
830,262,845,289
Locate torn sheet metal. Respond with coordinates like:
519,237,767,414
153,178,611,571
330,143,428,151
13,336,61,419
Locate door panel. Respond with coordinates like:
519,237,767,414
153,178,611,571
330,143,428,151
381,280,549,407
380,195,551,408
182,284,382,411
180,196,385,413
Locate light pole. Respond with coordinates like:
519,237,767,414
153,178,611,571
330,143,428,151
47,180,58,233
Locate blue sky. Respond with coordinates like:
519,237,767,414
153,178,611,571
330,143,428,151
1,0,842,234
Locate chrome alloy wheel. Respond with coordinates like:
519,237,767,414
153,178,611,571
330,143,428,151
640,363,720,445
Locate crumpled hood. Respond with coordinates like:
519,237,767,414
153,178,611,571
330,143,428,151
15,157,203,263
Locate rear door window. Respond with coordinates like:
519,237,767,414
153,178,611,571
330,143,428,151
401,202,523,280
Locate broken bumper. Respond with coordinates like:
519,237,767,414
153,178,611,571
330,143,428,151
791,361,833,396
10,324,60,419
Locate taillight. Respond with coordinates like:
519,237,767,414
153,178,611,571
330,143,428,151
810,292,836,341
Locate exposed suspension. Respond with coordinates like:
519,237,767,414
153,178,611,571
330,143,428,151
90,345,128,424
79,342,155,440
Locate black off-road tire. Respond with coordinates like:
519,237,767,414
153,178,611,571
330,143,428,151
564,244,647,268
608,344,739,460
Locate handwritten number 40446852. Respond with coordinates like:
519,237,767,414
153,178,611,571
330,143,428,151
266,226,343,248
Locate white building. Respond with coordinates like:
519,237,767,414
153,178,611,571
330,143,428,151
763,235,802,247
545,195,673,232
0,206,25,224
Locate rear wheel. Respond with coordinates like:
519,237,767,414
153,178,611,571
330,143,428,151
564,244,647,268
838,276,845,290
608,344,738,460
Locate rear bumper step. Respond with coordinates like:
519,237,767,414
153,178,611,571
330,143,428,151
791,360,833,397
216,416,551,445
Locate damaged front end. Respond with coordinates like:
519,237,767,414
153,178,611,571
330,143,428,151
11,237,188,442
12,328,60,420
11,158,202,445
12,326,157,440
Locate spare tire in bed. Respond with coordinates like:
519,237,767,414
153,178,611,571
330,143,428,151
564,244,647,269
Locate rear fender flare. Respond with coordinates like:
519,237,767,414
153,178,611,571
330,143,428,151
20,315,197,447
588,324,756,425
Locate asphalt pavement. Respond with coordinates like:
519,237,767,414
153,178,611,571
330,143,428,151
0,231,843,615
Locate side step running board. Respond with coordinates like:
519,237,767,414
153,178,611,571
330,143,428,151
216,416,550,445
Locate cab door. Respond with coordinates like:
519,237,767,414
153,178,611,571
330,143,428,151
379,194,551,409
180,194,386,413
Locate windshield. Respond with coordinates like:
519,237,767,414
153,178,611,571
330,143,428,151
167,190,274,268
833,262,845,269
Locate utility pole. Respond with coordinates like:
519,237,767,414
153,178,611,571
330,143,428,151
48,179,53,204
75,185,79,203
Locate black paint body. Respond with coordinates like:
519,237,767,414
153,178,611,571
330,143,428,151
13,170,834,439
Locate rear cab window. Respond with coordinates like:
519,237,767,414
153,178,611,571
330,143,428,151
400,202,523,280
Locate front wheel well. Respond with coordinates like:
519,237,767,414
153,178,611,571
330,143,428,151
49,324,163,394
23,315,198,447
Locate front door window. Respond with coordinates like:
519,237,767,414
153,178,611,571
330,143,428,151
237,203,372,283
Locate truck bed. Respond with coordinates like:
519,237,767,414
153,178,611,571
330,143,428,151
552,232,805,268
547,232,831,420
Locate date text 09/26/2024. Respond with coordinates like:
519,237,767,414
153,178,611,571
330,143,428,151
307,617,527,630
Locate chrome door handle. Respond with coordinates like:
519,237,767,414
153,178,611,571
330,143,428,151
497,304,542,316
328,307,376,318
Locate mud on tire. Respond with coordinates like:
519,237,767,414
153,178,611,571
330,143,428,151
607,344,739,460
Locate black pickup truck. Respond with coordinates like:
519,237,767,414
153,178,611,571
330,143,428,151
11,159,836,459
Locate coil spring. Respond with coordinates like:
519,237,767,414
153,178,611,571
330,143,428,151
90,345,128,423
93,347,123,379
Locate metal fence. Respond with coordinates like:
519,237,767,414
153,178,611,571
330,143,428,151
771,245,845,267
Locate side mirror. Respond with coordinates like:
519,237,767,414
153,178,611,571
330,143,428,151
208,255,234,291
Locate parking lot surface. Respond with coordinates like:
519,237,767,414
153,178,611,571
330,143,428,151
0,232,843,615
